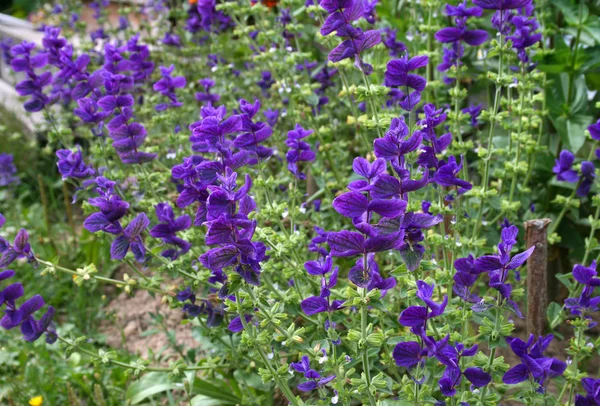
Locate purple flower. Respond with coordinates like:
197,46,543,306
56,148,95,180
257,71,275,95
0,229,36,268
286,124,315,180
328,29,381,74
162,32,182,48
0,268,56,343
399,280,448,330
110,213,149,263
195,78,221,105
507,6,541,63
149,203,192,260
0,154,20,186
291,355,336,392
382,28,407,57
473,0,531,10
84,177,130,235
263,108,279,127
553,150,578,182
384,54,428,111
198,167,267,287
189,105,243,153
435,1,487,74
502,334,566,392
434,156,472,194
453,254,485,303
474,224,534,311
565,261,600,317
373,117,423,161
235,99,274,162
577,161,596,197
153,65,186,111
576,378,600,405
462,104,483,127
10,41,50,112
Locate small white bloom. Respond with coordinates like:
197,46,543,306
332,395,339,404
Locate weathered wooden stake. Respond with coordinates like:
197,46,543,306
525,218,551,337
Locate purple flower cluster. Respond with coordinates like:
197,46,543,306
176,286,224,326
565,261,600,317
236,99,274,163
173,103,271,291
153,65,186,111
56,148,95,180
0,154,20,187
290,355,336,392
300,256,344,316
454,224,534,314
507,4,541,65
83,177,150,263
286,124,315,180
0,219,54,344
394,281,491,394
195,78,221,105
577,378,600,405
435,1,487,80
553,150,596,197
149,203,192,260
0,228,36,269
319,0,382,74
384,54,428,111
0,269,56,343
199,168,267,286
11,41,50,112
502,334,566,391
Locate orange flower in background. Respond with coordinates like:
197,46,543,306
189,0,198,4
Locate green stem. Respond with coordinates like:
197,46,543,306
472,28,505,240
360,287,376,406
56,336,227,372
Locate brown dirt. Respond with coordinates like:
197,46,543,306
100,288,197,362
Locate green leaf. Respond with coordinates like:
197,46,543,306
553,114,593,154
546,302,564,329
555,273,573,289
191,395,224,406
191,379,242,404
553,0,588,25
126,373,179,405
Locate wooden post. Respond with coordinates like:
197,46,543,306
524,218,551,337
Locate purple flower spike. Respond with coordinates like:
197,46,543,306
0,154,20,186
286,124,315,180
384,54,428,111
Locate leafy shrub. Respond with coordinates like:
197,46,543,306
1,0,600,405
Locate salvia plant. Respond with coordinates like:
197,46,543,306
2,0,600,404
